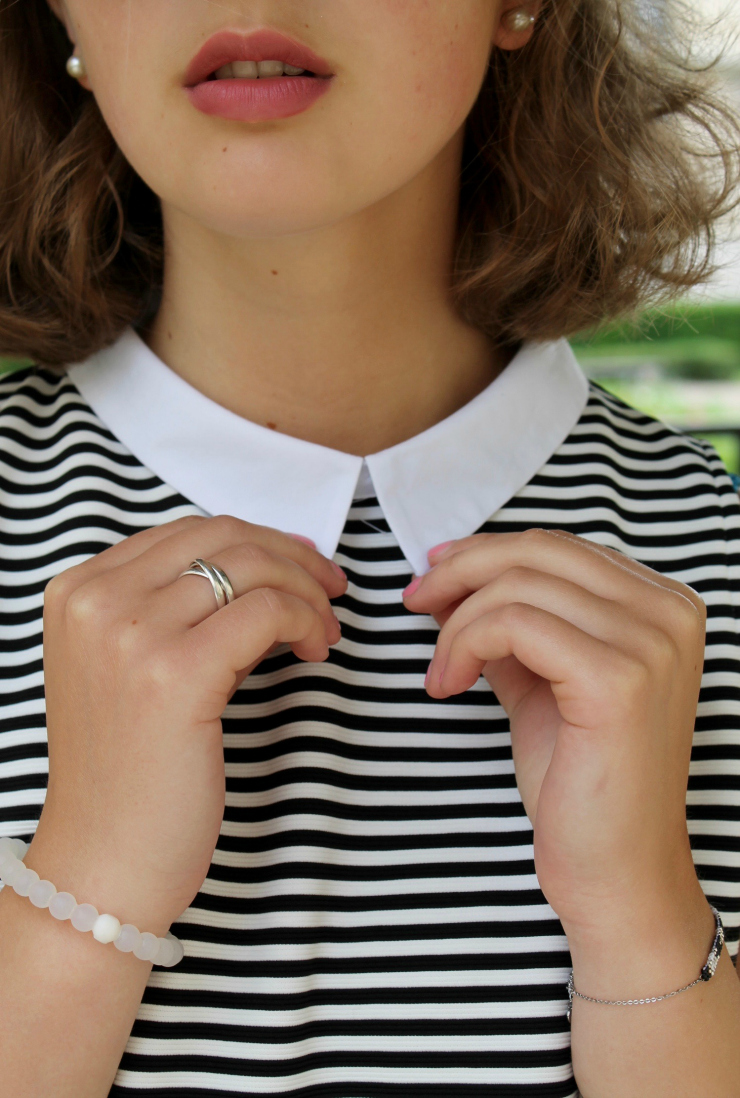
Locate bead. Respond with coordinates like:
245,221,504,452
28,879,56,908
161,935,184,967
0,851,18,875
152,937,174,967
0,836,15,857
48,891,76,920
11,838,28,860
12,868,39,897
70,903,99,932
114,923,141,953
133,931,159,962
92,913,122,944
0,857,24,887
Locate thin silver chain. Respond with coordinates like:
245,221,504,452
569,973,704,1008
566,905,724,1022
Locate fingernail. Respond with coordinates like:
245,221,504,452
403,576,422,598
331,561,347,580
438,660,448,689
288,534,317,548
428,541,454,560
425,662,433,688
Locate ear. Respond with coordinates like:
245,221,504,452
46,0,92,91
46,0,75,40
493,2,543,52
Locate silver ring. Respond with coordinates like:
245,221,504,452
178,558,235,611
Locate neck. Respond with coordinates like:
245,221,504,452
145,135,507,456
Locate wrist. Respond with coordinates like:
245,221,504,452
563,878,717,1003
20,830,180,938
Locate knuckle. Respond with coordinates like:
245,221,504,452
64,580,109,630
247,586,289,619
142,647,182,694
615,650,651,695
208,514,252,541
110,619,152,663
229,541,271,570
499,565,536,591
520,527,552,549
499,600,531,628
644,624,679,666
44,569,79,607
672,586,707,629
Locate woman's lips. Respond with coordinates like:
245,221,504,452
185,29,333,123
187,75,332,123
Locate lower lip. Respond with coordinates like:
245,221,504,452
186,75,333,122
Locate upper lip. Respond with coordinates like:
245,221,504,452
184,28,334,86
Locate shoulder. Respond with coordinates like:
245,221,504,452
0,363,89,433
579,378,729,467
0,362,126,454
512,377,740,589
572,379,740,516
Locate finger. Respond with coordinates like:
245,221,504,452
185,588,331,681
153,542,341,643
431,566,660,674
428,602,625,731
409,529,702,625
101,514,347,604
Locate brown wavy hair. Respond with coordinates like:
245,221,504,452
0,0,738,367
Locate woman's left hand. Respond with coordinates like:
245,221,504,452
402,528,708,938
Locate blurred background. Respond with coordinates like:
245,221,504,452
3,1,740,476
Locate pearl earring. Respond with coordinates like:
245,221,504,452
503,8,536,32
66,53,87,80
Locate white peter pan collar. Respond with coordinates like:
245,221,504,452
68,327,589,576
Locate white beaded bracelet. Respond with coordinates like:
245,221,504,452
0,836,184,968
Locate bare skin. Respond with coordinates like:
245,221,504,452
0,1,738,1096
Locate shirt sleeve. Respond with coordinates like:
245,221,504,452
688,441,740,961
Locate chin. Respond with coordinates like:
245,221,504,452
158,160,370,240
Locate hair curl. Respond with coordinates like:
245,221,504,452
0,0,738,366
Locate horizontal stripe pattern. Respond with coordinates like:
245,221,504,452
0,367,739,1097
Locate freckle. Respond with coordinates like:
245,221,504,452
167,330,172,340
266,422,278,430
222,146,228,152
271,270,279,276
131,619,138,626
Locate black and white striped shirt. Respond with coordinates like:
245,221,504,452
1,329,739,1097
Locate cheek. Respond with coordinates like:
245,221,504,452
366,0,495,145
73,4,169,146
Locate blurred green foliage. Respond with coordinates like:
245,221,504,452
571,302,740,379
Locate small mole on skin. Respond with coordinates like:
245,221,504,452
267,422,278,431
167,331,173,340
272,270,279,276
131,620,138,626
222,146,228,153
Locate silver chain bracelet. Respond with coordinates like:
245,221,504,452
566,905,724,1024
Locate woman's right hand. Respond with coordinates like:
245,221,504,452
28,515,346,931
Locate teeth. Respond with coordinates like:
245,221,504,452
214,59,307,80
258,60,286,78
232,61,258,78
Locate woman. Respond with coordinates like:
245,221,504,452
0,0,739,1094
